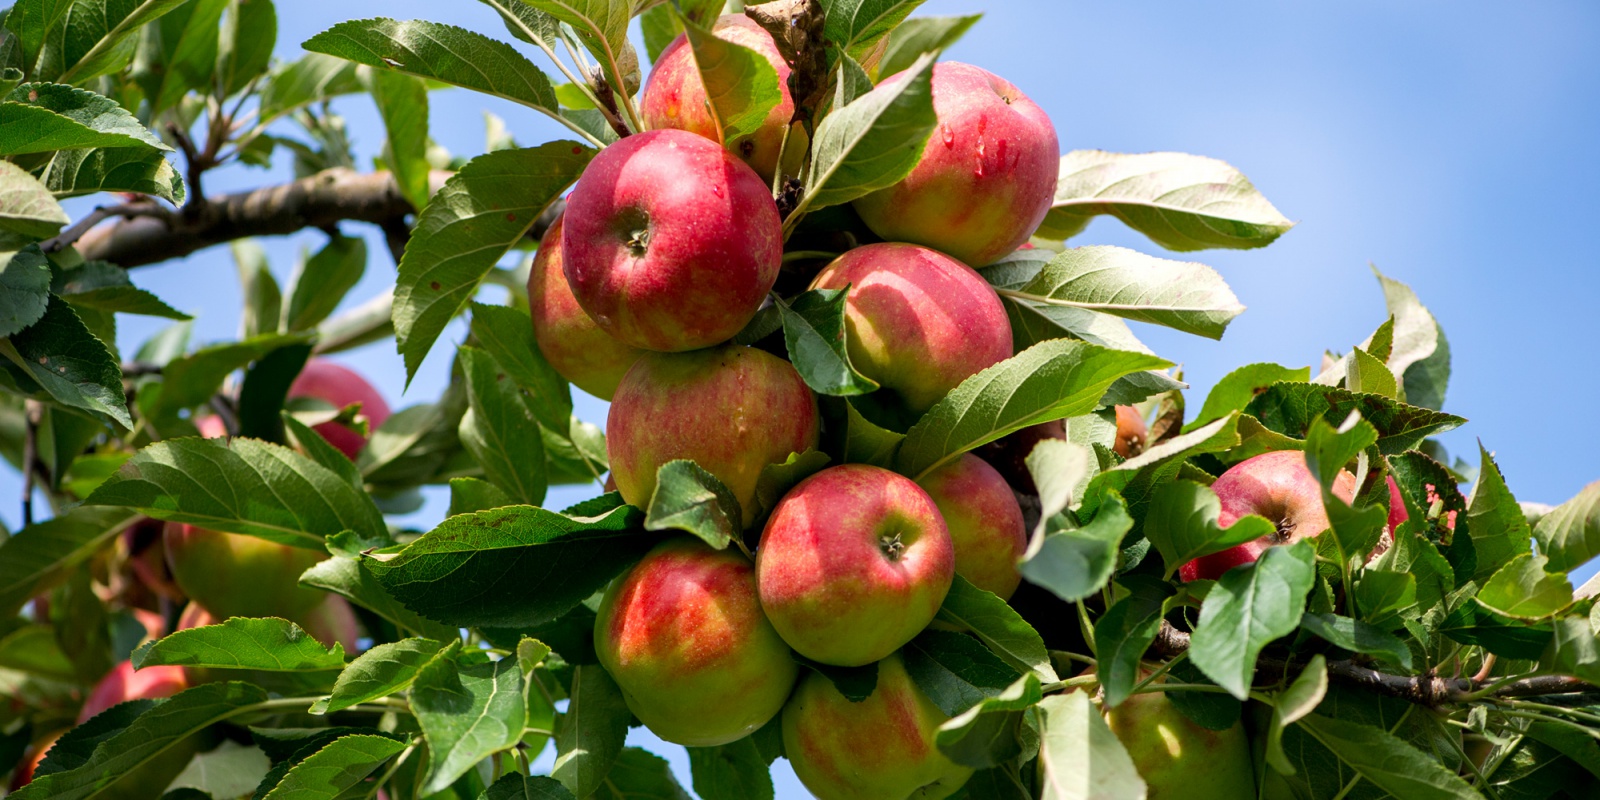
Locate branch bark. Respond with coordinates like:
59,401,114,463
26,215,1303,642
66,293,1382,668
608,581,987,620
76,168,564,269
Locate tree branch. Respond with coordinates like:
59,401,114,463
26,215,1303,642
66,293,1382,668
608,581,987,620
77,168,565,269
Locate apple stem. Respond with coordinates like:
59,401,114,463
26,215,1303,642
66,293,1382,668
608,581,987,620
878,532,906,561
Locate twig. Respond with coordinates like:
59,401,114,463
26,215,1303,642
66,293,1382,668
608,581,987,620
587,65,633,140
40,203,170,253
167,122,212,218
378,218,410,267
120,361,163,377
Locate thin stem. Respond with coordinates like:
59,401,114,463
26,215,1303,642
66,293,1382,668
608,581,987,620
1131,682,1235,696
1495,698,1600,727
1131,651,1186,694
364,741,416,800
1497,709,1600,741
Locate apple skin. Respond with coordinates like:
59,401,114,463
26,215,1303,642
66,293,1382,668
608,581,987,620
289,359,392,460
1114,405,1147,458
163,525,360,649
916,454,1027,600
810,243,1012,415
526,213,645,400
640,14,803,182
608,344,819,528
782,652,972,800
1178,450,1356,582
79,660,189,724
594,537,799,746
852,62,1059,268
562,129,782,352
1104,682,1255,799
756,464,954,667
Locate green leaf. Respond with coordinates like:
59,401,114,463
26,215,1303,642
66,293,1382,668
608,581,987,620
0,159,68,237
1017,489,1133,603
1373,265,1450,411
1264,655,1328,776
413,645,526,793
1002,246,1245,340
256,53,363,125
822,395,903,468
261,734,406,800
469,302,572,431
313,637,444,714
48,0,195,85
153,331,311,416
299,554,457,642
935,672,1040,769
1094,578,1173,708
393,142,591,382
0,244,51,337
364,503,651,629
1464,443,1531,576
448,476,515,516
688,736,774,800
1438,600,1553,661
85,435,388,549
283,233,366,331
875,14,982,79
750,448,831,525
793,656,878,703
593,748,693,800
1294,714,1480,799
1475,553,1573,620
935,574,1058,683
1534,480,1600,574
0,506,137,617
778,288,880,396
484,773,578,800
820,0,928,59
304,18,560,117
136,0,226,115
369,68,431,212
1299,613,1413,669
1143,480,1276,580
1542,616,1600,684
11,681,269,800
135,617,345,671
1347,347,1398,398
519,0,637,115
1026,438,1099,531
459,346,547,505
1034,690,1148,800
1188,363,1309,431
681,14,782,146
1245,382,1464,455
552,663,632,799
895,338,1169,480
1037,150,1294,251
803,51,937,211
902,629,1021,717
38,145,185,204
645,459,742,550
0,294,129,426
1191,540,1316,699
1352,570,1416,626
1,82,168,154
218,0,277,97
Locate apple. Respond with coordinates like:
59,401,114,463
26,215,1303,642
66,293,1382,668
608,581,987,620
1178,450,1356,582
852,62,1059,268
163,525,361,649
79,660,189,724
594,537,798,746
916,454,1027,600
756,464,954,667
782,652,972,800
1114,405,1147,458
526,213,645,400
562,129,782,352
1103,681,1255,798
810,243,1012,416
289,359,391,460
640,14,803,182
608,344,819,528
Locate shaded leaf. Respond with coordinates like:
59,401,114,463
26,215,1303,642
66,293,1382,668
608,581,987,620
778,288,878,396
1143,480,1275,580
552,664,631,799
1034,690,1147,800
413,646,525,793
135,617,345,671
1299,613,1412,669
1190,541,1316,699
645,459,742,550
935,574,1057,682
802,51,937,211
1017,489,1132,603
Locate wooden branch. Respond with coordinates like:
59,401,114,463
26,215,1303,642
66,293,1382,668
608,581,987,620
78,168,565,269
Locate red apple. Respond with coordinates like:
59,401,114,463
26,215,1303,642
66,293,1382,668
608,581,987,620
594,537,799,746
289,359,391,460
1084,669,1256,799
917,454,1027,600
756,464,954,667
1178,450,1356,582
852,62,1059,268
782,652,972,800
526,213,645,400
608,344,818,528
1114,405,1147,459
195,414,228,439
79,660,189,724
164,525,361,649
810,243,1012,415
640,14,803,181
562,129,782,352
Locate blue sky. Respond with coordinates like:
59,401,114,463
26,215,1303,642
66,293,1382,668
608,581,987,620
13,1,1600,796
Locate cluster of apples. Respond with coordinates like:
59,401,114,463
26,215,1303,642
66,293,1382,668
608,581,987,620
523,15,1073,799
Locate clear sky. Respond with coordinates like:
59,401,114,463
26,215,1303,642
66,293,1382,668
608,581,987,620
12,2,1600,796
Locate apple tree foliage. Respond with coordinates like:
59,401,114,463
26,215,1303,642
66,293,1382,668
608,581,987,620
0,1,1597,799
